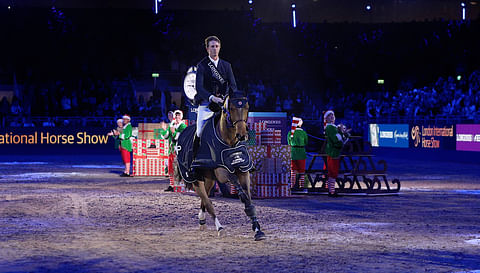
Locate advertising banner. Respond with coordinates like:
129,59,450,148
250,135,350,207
456,124,480,152
0,127,117,154
247,112,288,145
368,124,409,148
410,124,455,150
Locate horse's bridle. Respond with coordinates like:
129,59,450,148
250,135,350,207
222,97,248,128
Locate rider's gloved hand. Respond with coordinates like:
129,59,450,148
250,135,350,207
209,95,224,104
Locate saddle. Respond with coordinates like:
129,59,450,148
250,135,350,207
176,114,253,183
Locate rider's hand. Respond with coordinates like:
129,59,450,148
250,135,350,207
209,95,224,104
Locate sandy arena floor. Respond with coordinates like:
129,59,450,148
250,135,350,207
0,156,479,273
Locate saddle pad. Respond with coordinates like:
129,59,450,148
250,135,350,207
176,116,253,183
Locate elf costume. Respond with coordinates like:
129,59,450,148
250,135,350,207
158,126,170,140
119,118,132,161
288,118,308,189
324,110,348,195
119,115,133,176
111,119,123,150
168,110,187,188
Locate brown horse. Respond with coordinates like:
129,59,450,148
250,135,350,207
186,96,266,241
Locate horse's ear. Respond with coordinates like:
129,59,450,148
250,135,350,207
224,96,229,109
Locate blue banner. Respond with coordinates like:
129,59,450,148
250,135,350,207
369,124,409,148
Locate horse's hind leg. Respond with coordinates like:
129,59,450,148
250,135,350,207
198,202,207,231
215,168,265,241
236,171,266,241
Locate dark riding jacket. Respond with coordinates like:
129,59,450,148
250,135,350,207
195,56,237,105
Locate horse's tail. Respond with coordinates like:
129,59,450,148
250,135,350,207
173,155,195,190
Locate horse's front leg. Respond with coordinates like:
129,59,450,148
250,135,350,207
193,180,225,237
236,171,266,241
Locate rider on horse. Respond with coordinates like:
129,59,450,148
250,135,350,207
189,35,237,179
178,36,266,241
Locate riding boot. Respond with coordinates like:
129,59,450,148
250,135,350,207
188,135,201,179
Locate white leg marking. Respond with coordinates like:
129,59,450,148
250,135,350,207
214,217,223,231
198,210,206,221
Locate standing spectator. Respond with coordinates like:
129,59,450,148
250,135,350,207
288,118,308,190
0,97,10,127
324,110,349,197
10,97,22,116
165,110,186,191
283,96,293,114
275,96,282,112
107,118,124,155
42,117,56,127
118,115,133,177
61,95,72,115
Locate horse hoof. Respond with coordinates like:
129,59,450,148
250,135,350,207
199,224,207,231
217,227,226,237
254,231,266,241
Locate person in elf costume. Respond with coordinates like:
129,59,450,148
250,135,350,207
324,110,350,197
119,114,133,177
288,117,308,189
165,110,187,191
158,121,170,140
107,118,124,150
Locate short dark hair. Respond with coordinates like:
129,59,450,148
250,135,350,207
205,36,221,48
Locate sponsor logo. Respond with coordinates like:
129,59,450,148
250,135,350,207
411,125,454,149
411,126,421,147
456,134,480,142
394,130,408,143
231,152,245,165
380,131,393,138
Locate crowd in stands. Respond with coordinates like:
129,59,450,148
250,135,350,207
365,71,480,119
1,8,479,130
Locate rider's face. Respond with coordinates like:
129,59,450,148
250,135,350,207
206,41,220,60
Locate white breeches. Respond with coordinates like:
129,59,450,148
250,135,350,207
196,104,215,137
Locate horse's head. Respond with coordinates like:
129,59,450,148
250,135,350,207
223,95,249,142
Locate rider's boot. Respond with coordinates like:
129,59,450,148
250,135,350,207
187,135,201,180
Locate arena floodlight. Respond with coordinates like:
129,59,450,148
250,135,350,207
366,4,372,11
292,3,297,28
249,0,253,4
